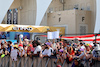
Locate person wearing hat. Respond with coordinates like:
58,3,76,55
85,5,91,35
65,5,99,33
73,45,91,60
18,45,24,57
75,49,83,56
91,44,100,61
19,35,30,47
71,57,84,67
56,49,66,64
80,43,85,50
65,46,75,63
84,44,92,59
40,42,52,58
19,36,34,56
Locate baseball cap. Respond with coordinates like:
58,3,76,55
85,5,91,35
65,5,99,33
59,49,63,53
80,48,84,51
13,45,18,48
18,44,23,47
85,44,89,47
24,39,29,42
45,42,51,46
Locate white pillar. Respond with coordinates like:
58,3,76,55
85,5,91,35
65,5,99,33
94,0,100,33
35,0,52,26
0,0,14,24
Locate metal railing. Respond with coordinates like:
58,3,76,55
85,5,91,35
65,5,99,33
0,56,100,67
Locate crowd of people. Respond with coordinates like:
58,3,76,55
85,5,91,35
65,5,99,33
0,37,100,67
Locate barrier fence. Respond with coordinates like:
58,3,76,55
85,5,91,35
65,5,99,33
0,56,100,67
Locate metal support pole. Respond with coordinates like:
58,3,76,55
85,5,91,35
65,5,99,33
60,35,62,41
51,59,52,67
11,61,14,67
53,59,57,67
62,60,66,67
6,56,10,67
24,57,29,67
67,63,69,67
3,56,5,67
86,60,89,67
15,61,17,67
36,57,38,67
45,58,50,67
23,57,25,67
0,57,5,67
41,59,42,67
37,59,42,67
4,56,7,67
31,58,35,67
8,56,10,67
17,58,22,67
27,57,29,67
95,34,97,43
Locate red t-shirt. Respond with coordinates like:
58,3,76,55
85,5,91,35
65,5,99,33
18,44,23,47
68,50,75,62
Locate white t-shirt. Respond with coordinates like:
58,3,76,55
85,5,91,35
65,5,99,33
11,49,18,61
79,52,86,60
81,46,85,49
0,45,1,49
18,50,25,56
42,48,51,56
11,49,17,57
34,45,42,54
53,43,56,49
0,49,3,54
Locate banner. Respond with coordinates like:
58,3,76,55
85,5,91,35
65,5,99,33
47,32,53,39
0,24,65,34
7,9,12,24
47,31,59,39
13,8,18,24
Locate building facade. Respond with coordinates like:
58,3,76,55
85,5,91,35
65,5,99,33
3,0,96,34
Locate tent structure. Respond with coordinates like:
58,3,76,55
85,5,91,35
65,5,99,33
94,0,100,33
36,0,52,25
0,24,65,34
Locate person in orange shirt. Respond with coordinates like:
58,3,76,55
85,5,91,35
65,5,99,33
64,46,75,63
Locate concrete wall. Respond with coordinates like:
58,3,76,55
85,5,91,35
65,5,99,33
47,0,96,33
3,0,36,25
47,10,76,34
75,10,91,33
20,0,36,25
64,0,96,33
47,10,91,34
